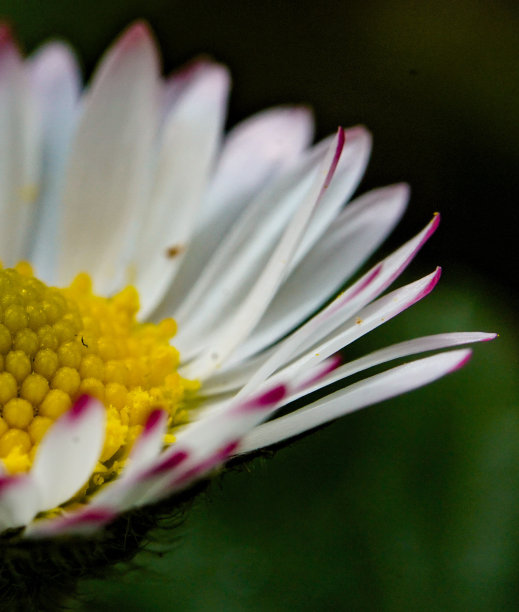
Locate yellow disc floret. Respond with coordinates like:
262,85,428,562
0,263,196,478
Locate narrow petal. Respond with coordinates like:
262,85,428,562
290,125,372,269
136,384,288,505
274,268,442,383
25,507,116,538
173,134,338,354
31,396,105,511
182,129,345,379
93,384,287,511
229,183,409,363
235,214,440,397
288,331,496,403
238,349,473,452
57,22,159,293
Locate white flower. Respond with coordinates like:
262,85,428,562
0,22,494,538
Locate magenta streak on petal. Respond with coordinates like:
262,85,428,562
36,508,116,535
62,507,116,527
0,475,20,495
382,214,440,289
322,264,383,322
0,23,17,70
408,267,441,307
141,449,189,479
117,20,152,51
296,354,343,392
169,440,240,489
482,333,498,341
345,264,383,301
321,127,345,192
449,351,473,373
143,408,165,435
0,23,12,47
236,384,287,413
168,57,213,88
421,212,440,246
68,394,91,420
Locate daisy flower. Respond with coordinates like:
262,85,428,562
0,20,494,543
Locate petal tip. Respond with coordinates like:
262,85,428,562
451,349,472,372
120,20,153,49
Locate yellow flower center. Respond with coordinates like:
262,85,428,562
0,262,196,479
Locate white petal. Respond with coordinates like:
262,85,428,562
57,22,159,293
229,183,409,364
28,42,81,281
25,507,116,538
0,26,40,265
134,62,230,318
181,129,345,379
235,214,440,397
94,384,286,511
173,135,337,354
0,475,41,531
138,384,288,505
238,349,473,452
154,105,314,315
290,125,372,268
275,268,442,383
288,331,496,403
205,106,314,221
31,396,105,511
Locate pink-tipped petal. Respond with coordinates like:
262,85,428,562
236,215,442,399
182,129,345,379
239,349,473,453
290,331,497,401
122,408,168,479
25,507,116,538
31,396,105,511
275,268,442,384
155,105,315,315
229,183,409,365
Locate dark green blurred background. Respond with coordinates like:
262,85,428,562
1,1,518,609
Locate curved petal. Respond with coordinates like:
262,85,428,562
31,396,105,511
181,129,345,379
238,349,473,453
228,183,409,364
287,331,496,404
235,214,440,398
173,134,338,352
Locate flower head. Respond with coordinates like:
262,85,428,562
0,20,494,547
